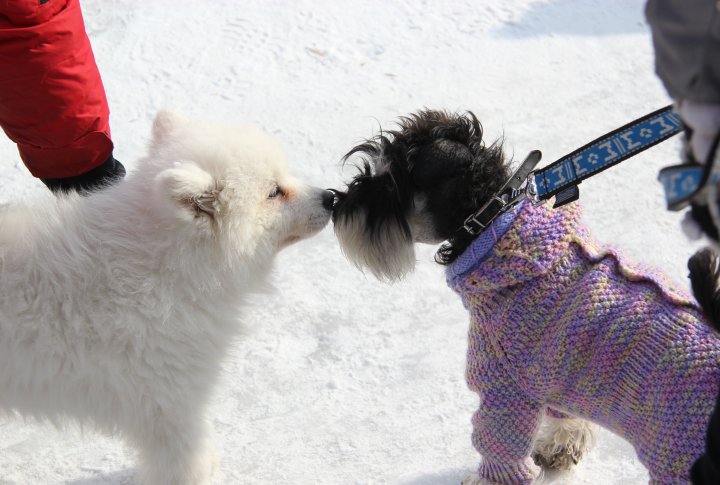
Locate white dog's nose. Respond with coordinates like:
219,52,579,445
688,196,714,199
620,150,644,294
322,190,335,210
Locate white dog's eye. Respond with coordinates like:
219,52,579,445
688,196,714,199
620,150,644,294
268,184,285,199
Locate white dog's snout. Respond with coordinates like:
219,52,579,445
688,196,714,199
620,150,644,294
303,186,335,211
278,185,333,249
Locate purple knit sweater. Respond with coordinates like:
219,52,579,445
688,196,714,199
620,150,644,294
447,201,720,485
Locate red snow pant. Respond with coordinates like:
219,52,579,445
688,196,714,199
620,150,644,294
0,0,112,179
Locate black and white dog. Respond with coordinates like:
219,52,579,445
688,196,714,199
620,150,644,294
332,110,508,281
332,110,596,476
332,110,720,485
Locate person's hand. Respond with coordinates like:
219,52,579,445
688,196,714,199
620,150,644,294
41,155,126,195
679,102,720,241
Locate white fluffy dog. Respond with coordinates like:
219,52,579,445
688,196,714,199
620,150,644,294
0,111,334,485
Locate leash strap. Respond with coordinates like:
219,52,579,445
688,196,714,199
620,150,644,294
456,106,683,238
530,105,682,205
658,132,720,210
658,163,720,210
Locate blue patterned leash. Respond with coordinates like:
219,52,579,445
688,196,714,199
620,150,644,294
658,163,720,210
459,106,684,237
527,105,683,207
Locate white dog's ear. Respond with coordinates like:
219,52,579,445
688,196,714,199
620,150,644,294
155,163,220,221
152,110,189,144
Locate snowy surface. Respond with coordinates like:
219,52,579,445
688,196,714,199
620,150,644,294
0,0,705,484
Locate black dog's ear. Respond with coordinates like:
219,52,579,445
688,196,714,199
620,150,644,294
332,162,416,281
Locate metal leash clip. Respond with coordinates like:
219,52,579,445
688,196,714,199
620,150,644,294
524,172,541,205
461,150,543,236
462,195,509,235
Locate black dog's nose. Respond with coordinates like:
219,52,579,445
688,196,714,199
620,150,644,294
322,190,335,210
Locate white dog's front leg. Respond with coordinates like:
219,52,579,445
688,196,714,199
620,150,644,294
532,414,595,470
135,418,218,485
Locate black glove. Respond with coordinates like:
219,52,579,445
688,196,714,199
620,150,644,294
41,155,126,196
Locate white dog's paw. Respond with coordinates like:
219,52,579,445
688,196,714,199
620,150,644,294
188,441,219,485
205,442,220,480
532,415,596,470
139,435,218,485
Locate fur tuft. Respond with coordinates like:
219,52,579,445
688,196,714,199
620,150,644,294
332,160,415,281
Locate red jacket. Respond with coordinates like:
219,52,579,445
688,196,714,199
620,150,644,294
0,0,112,179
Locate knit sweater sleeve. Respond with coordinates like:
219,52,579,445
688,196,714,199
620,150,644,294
467,323,542,484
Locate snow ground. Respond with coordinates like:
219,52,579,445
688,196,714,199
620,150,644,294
0,0,705,484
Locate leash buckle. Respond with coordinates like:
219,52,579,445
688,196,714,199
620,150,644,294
458,151,542,237
525,172,542,205
462,195,506,236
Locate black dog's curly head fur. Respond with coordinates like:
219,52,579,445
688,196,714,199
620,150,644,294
332,109,509,280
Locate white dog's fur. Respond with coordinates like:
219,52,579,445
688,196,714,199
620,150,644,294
0,111,332,485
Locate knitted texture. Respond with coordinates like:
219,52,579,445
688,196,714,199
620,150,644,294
447,201,720,485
